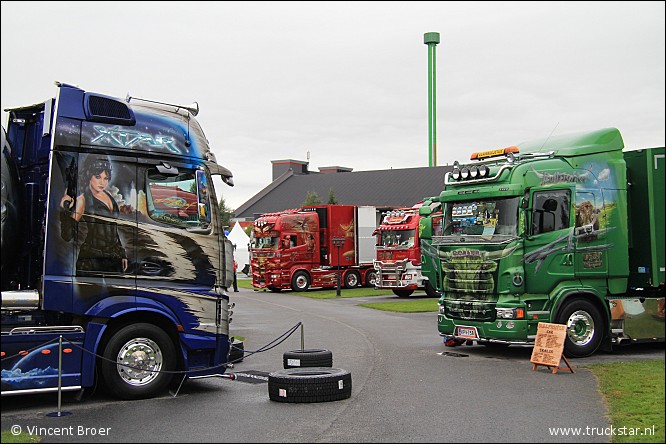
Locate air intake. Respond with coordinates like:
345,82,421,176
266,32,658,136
84,94,135,125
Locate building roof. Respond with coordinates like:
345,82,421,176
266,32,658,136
234,163,453,220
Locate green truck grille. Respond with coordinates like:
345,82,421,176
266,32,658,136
441,258,498,321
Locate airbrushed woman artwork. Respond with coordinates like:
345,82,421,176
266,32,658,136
60,155,128,273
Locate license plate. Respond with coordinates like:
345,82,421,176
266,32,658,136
456,326,478,339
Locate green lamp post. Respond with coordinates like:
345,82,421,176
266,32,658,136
424,32,440,167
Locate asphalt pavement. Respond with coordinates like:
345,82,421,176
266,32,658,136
2,285,664,443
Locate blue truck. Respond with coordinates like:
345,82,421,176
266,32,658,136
1,82,236,399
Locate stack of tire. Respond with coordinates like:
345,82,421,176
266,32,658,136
268,348,351,403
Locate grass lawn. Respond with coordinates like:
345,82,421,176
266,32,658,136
238,277,395,299
358,299,439,312
1,432,40,443
585,359,665,443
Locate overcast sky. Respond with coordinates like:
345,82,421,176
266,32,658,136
2,1,664,210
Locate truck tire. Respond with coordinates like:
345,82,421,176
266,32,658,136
364,270,377,287
100,323,176,400
424,280,440,298
283,349,333,368
291,271,310,292
268,368,352,403
229,339,244,363
344,271,360,288
393,289,414,298
557,299,604,358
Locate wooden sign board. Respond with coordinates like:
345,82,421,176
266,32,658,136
530,322,574,374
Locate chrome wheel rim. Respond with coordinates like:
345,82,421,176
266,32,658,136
566,310,595,346
346,273,359,287
295,274,308,289
116,337,163,386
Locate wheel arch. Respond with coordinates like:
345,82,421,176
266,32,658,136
289,266,311,282
550,290,611,336
94,309,184,377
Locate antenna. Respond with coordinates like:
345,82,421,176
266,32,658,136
539,122,560,151
307,151,310,162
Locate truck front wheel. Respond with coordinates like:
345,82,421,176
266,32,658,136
557,299,604,358
291,271,310,292
424,280,440,298
100,323,176,399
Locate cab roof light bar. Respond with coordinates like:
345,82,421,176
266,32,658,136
470,146,519,161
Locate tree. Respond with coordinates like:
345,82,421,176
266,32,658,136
218,195,234,230
302,191,322,206
327,188,338,205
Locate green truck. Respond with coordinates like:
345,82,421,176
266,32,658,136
419,128,664,357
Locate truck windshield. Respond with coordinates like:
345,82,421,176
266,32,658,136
440,197,519,242
379,229,415,247
251,236,279,249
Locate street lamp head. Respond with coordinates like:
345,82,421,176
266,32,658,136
424,32,440,45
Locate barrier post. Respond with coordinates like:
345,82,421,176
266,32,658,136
47,335,71,417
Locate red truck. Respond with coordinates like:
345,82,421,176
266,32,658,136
373,204,439,297
250,205,378,291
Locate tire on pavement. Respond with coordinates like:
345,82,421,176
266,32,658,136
283,348,333,368
424,280,440,298
291,270,310,292
268,367,352,403
100,323,176,400
229,338,244,363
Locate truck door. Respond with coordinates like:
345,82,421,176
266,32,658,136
574,190,608,278
523,188,574,294
44,152,138,313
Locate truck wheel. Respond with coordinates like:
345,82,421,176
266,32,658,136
344,271,360,288
424,280,440,298
291,271,310,292
364,270,377,287
557,299,604,358
100,323,176,400
393,289,414,298
283,349,333,368
268,368,352,403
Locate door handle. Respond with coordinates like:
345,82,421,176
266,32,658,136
561,253,574,266
139,261,165,275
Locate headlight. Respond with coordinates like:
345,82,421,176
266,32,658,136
470,166,479,178
460,167,470,179
451,169,461,180
438,304,446,314
496,308,525,319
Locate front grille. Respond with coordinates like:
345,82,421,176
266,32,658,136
445,300,496,321
441,256,498,321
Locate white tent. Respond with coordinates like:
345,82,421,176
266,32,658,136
227,222,250,274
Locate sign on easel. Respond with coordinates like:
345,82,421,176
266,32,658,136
530,322,574,374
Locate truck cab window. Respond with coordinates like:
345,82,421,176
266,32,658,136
145,169,210,229
532,190,570,235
